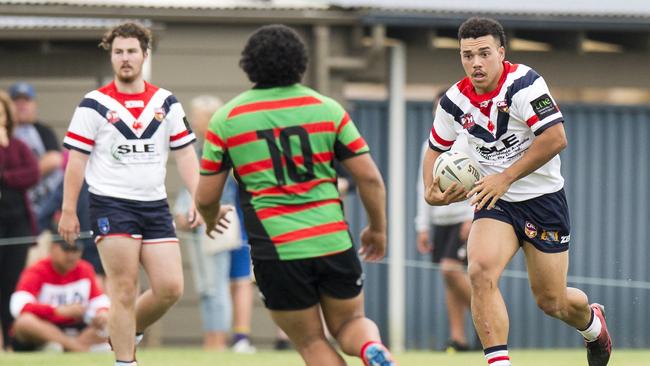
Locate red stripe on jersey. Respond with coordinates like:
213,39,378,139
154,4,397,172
66,132,95,146
347,137,367,153
228,131,258,148
488,356,510,364
170,130,189,142
303,121,335,134
431,127,454,147
237,159,274,176
526,114,540,127
272,221,348,245
250,178,336,196
237,152,334,177
201,158,222,172
227,122,335,148
257,199,342,220
228,96,322,119
205,130,226,148
336,113,351,134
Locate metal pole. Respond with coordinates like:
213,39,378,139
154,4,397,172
388,41,406,353
0,230,94,246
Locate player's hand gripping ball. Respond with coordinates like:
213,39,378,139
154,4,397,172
433,151,481,192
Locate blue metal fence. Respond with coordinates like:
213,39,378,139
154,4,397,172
345,100,650,349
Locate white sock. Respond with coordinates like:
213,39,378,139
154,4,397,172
484,345,511,365
115,361,137,366
579,309,602,342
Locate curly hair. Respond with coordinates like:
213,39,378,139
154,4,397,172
0,91,16,137
99,22,152,53
239,25,308,88
458,17,507,48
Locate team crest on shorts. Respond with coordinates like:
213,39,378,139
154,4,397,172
524,221,538,239
98,217,110,235
154,107,166,122
106,110,120,124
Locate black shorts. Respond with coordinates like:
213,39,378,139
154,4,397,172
431,223,468,264
252,247,364,311
474,188,571,253
89,193,177,245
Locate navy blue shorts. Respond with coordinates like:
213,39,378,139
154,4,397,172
89,193,177,245
473,189,571,253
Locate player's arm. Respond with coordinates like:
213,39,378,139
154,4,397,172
195,171,232,238
469,123,567,209
340,153,386,261
58,150,89,245
174,145,202,227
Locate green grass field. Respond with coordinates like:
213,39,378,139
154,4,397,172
2,348,648,366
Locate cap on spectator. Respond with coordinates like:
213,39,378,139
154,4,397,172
9,82,36,99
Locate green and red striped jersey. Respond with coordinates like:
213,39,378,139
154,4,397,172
201,84,369,260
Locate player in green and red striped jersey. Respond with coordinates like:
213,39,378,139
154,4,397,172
196,25,397,366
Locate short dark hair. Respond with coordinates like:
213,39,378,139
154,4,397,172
239,24,308,88
99,22,152,53
458,17,506,48
0,91,16,137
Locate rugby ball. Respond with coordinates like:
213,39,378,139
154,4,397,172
433,151,481,192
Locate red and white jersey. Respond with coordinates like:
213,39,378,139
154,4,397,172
429,62,564,202
10,258,109,326
63,81,195,201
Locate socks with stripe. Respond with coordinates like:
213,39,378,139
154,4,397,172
578,308,602,342
484,345,510,365
115,361,137,366
360,341,396,366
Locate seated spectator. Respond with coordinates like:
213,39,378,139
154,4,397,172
9,240,109,352
0,90,39,350
9,82,63,230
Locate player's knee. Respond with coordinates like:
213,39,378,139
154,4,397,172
330,314,365,340
156,280,183,304
535,294,565,317
467,262,497,290
294,331,329,351
111,277,138,306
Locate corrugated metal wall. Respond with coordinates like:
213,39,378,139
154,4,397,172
345,100,650,349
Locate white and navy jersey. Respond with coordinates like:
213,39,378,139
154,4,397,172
429,62,564,202
63,81,195,201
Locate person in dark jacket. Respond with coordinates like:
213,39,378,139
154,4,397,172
0,90,39,350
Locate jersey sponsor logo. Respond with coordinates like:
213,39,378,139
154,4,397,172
154,107,166,122
106,110,120,124
111,139,161,164
40,280,91,307
125,100,145,108
496,100,509,113
530,93,558,120
461,113,475,130
524,221,538,239
98,217,110,234
477,134,520,155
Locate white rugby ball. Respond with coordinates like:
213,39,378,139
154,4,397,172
433,151,481,192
